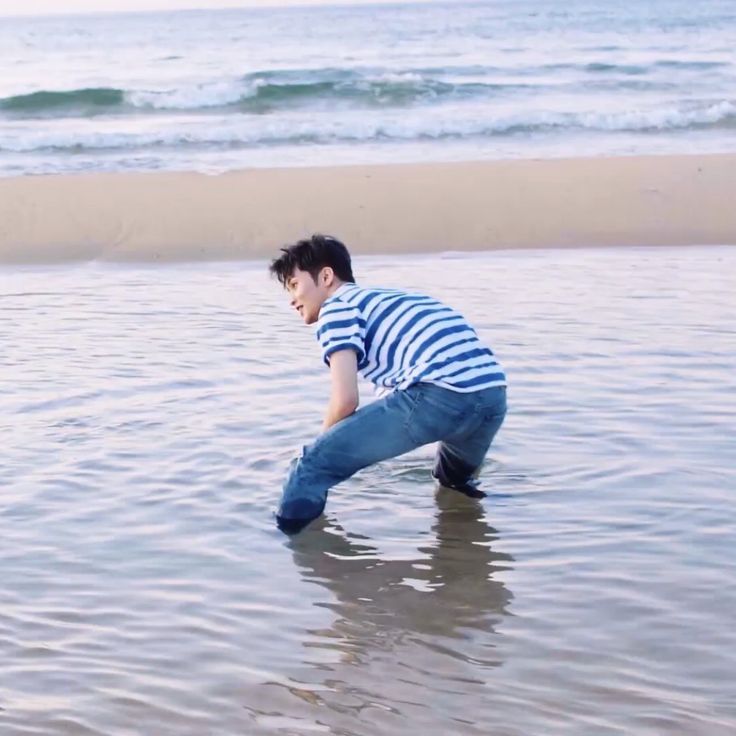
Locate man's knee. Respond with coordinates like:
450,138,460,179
277,452,329,532
278,441,345,509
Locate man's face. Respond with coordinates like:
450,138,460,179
286,267,329,325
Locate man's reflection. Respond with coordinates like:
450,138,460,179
286,488,514,661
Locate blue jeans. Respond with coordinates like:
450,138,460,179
276,383,507,533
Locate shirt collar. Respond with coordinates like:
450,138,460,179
333,282,357,298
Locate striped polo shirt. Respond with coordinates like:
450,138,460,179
316,282,506,394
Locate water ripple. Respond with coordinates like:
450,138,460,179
1,247,735,734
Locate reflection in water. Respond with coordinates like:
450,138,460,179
270,489,514,732
290,489,513,640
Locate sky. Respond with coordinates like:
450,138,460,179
0,0,419,16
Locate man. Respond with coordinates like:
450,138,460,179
269,234,507,534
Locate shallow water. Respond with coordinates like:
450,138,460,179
1,246,735,735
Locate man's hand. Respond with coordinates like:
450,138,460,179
322,349,359,432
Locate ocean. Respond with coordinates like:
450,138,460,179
1,0,735,176
2,246,735,734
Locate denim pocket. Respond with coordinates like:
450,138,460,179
425,384,471,420
404,383,467,445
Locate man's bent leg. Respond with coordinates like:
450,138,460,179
277,387,428,533
433,387,507,499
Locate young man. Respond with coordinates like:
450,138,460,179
269,234,507,534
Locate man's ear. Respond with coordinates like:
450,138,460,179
320,266,335,287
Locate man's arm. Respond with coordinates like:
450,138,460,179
323,349,359,432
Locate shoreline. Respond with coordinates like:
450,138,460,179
1,153,735,263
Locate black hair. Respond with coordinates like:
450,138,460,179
269,234,355,287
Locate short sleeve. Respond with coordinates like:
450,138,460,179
316,301,366,367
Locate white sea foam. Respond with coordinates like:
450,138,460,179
2,99,733,156
126,78,264,110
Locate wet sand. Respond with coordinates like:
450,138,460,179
1,153,735,263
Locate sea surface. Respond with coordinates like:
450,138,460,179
1,0,735,176
1,246,735,735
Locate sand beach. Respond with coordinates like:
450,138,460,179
1,153,735,263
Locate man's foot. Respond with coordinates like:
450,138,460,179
432,471,486,499
448,481,486,499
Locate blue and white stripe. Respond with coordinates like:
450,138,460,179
316,283,506,393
